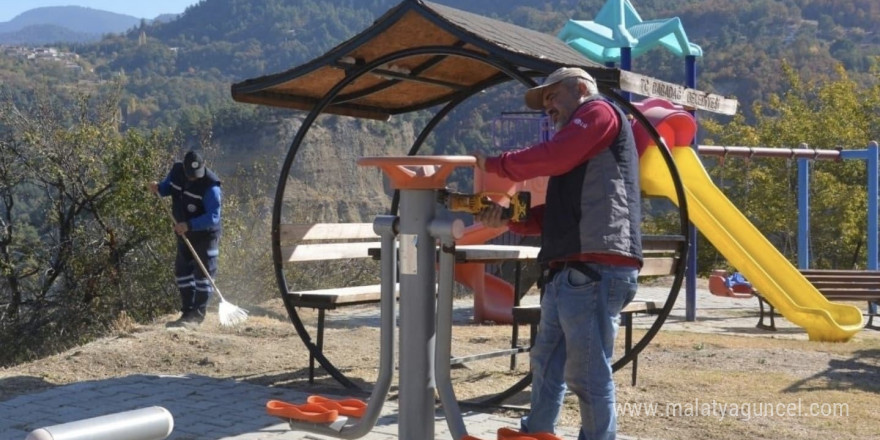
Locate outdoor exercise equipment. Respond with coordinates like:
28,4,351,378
278,156,473,439
25,406,173,440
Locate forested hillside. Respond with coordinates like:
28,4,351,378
65,0,880,124
0,0,878,365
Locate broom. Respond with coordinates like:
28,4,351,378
167,208,248,327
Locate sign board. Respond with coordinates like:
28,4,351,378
618,71,739,115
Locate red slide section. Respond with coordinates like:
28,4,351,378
455,223,515,323
453,167,546,324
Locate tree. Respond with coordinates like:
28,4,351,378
0,82,174,364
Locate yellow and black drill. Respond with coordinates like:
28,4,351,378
438,189,531,222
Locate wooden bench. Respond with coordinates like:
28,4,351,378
510,235,684,386
282,223,683,388
282,223,545,383
280,222,386,383
754,269,880,331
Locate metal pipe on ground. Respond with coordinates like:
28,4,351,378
26,406,173,440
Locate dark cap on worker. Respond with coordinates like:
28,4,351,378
524,67,596,110
184,151,205,179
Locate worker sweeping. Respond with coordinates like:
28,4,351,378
149,150,225,329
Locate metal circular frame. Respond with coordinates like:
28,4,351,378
271,45,689,393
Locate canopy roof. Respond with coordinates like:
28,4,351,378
231,0,736,119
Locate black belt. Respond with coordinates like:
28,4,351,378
543,261,602,284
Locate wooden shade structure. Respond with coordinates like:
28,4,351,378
230,0,698,391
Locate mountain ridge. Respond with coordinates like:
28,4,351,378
0,6,178,45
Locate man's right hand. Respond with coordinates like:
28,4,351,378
148,181,159,195
475,203,509,228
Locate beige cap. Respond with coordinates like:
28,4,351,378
524,67,595,110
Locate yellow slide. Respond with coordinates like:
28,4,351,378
640,145,864,342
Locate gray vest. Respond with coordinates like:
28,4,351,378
538,98,642,265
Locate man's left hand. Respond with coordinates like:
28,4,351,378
174,222,189,235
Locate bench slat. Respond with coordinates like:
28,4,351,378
455,244,540,262
642,235,686,252
283,242,380,262
816,290,880,300
281,223,377,242
288,284,383,307
801,269,880,276
623,300,660,314
513,299,659,324
640,257,676,277
809,280,880,288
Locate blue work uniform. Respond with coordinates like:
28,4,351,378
156,162,222,318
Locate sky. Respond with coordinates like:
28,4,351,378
0,0,201,22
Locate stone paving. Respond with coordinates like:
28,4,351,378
2,283,876,439
1,372,581,439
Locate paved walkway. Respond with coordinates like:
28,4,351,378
2,284,875,439
1,372,574,440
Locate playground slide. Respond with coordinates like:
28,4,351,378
453,223,518,324
641,144,864,342
454,259,517,323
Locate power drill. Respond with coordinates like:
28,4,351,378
438,189,531,222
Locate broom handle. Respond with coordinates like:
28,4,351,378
167,209,226,302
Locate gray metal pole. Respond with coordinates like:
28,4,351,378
430,218,467,440
397,189,437,440
26,407,173,440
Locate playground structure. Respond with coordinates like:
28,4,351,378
532,0,874,340
700,143,880,329
16,2,877,440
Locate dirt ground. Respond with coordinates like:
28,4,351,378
1,282,879,440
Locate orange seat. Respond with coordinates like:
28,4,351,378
265,400,338,424
498,427,563,440
306,395,367,418
460,434,533,440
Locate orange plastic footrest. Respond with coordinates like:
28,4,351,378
265,400,338,424
306,395,367,418
497,427,563,440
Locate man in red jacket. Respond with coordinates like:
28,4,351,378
475,67,642,440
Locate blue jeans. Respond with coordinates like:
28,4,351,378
521,263,638,440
